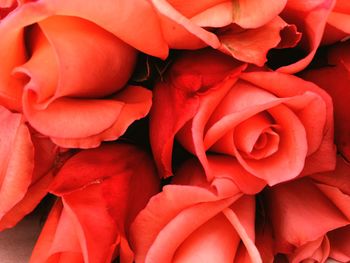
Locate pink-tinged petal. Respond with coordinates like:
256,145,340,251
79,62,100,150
328,225,350,262
264,178,349,252
157,15,207,49
0,1,51,111
0,108,34,217
16,15,136,107
288,236,330,263
232,0,287,28
130,184,240,263
0,172,54,231
207,156,266,194
219,16,301,66
241,71,336,174
173,213,241,262
42,0,168,58
30,200,86,263
278,0,336,73
51,86,152,149
149,0,220,49
233,104,307,185
166,0,228,18
191,2,234,28
223,196,262,263
25,86,151,148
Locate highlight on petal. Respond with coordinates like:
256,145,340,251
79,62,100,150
219,16,301,66
15,15,137,106
130,156,262,262
232,0,287,28
0,106,57,231
41,0,168,58
24,85,152,149
31,143,160,263
149,0,220,49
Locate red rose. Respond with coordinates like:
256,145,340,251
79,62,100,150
0,0,152,148
258,157,350,262
149,0,301,66
30,144,160,263
130,156,264,263
0,106,57,231
150,50,335,185
301,40,350,162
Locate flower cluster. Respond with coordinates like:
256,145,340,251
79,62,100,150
0,0,349,262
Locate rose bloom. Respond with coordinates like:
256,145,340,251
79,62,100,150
257,157,350,263
301,40,350,162
0,106,57,231
0,0,154,148
322,0,350,44
150,0,301,66
150,49,335,185
130,155,266,263
30,144,160,263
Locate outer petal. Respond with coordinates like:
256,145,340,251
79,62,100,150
219,16,301,66
328,225,350,262
301,41,350,161
25,86,152,148
149,0,220,49
41,0,168,57
32,144,160,263
277,0,336,73
16,15,136,105
232,0,287,28
264,178,349,253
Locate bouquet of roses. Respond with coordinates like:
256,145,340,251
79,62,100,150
0,0,349,262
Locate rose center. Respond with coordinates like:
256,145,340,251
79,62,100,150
234,112,281,160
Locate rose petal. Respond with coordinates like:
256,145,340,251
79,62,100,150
264,178,349,252
16,15,136,107
232,0,287,28
43,0,168,58
219,16,300,66
278,0,336,73
51,86,152,148
0,108,34,217
328,225,350,262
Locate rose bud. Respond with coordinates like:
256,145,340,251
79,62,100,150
322,0,350,45
130,156,265,263
0,0,152,148
0,106,57,231
30,143,160,263
150,49,335,185
258,157,350,262
149,0,301,66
